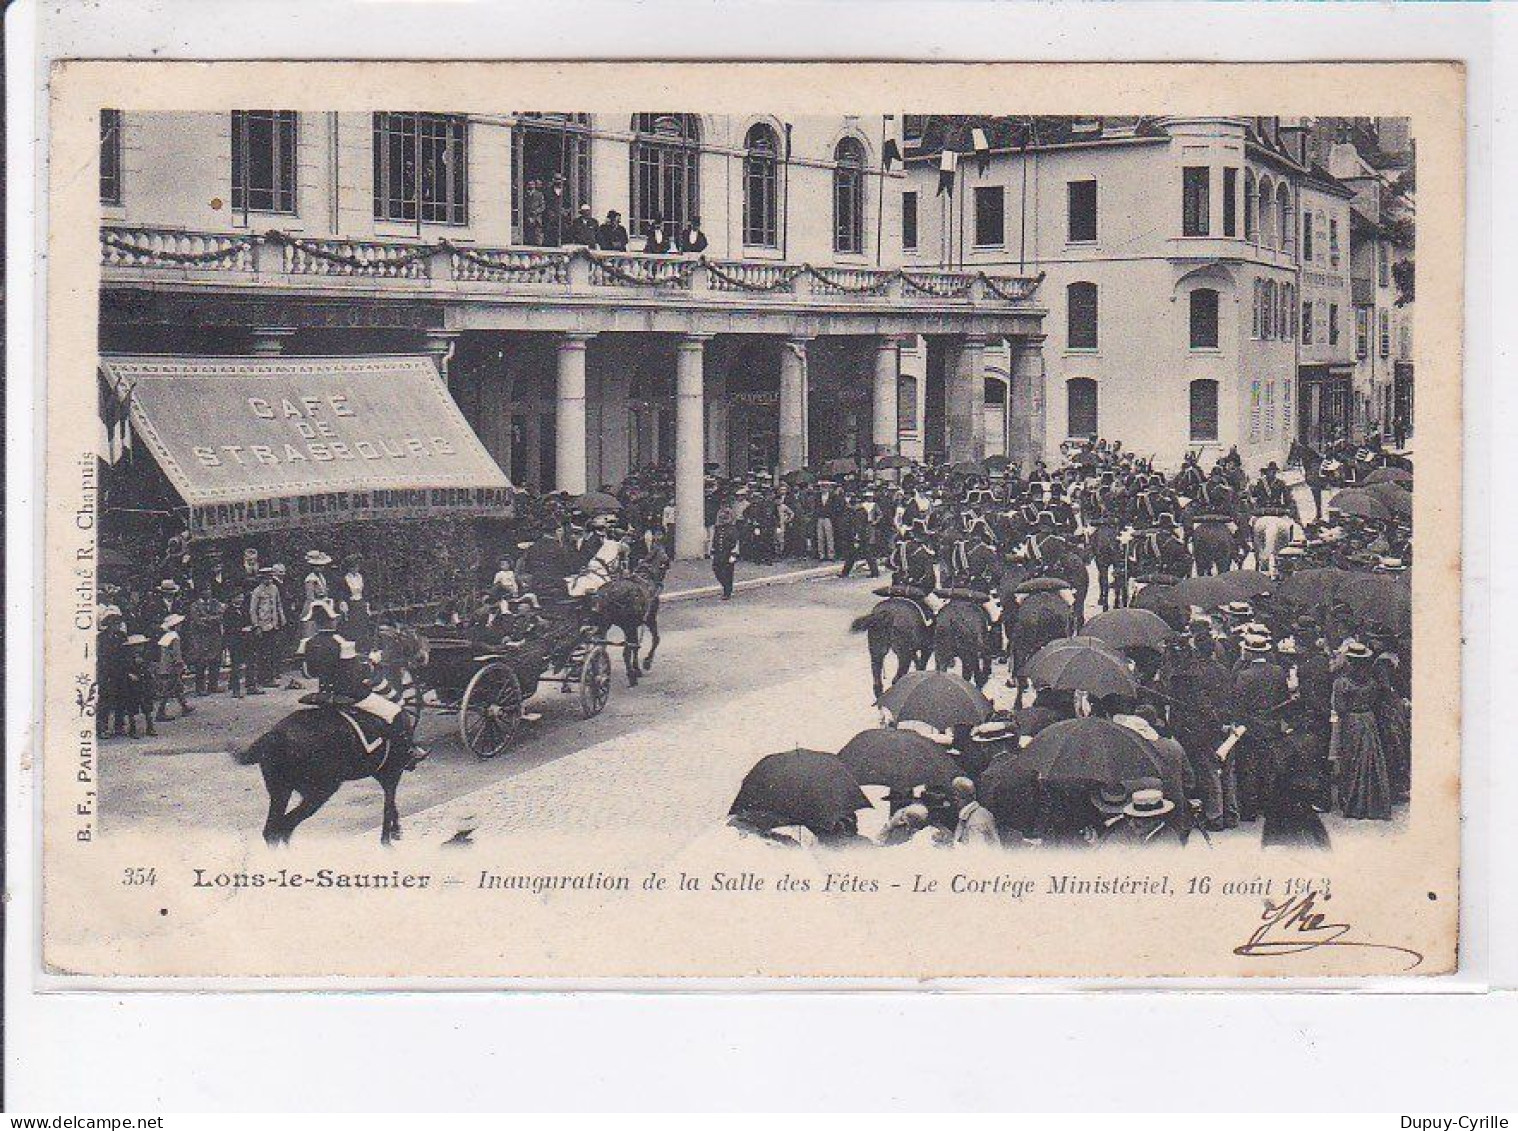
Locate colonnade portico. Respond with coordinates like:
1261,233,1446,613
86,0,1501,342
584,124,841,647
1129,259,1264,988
524,326,1045,559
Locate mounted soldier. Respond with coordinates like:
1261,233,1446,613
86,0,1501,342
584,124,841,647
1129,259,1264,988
297,599,423,770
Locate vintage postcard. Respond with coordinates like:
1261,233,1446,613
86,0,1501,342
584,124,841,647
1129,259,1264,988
38,60,1462,980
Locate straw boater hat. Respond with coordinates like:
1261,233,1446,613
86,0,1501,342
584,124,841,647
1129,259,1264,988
970,719,1018,745
160,613,185,631
304,550,333,567
1123,778,1175,819
125,633,150,647
157,579,181,594
1375,557,1408,573
1343,640,1374,662
1219,601,1253,619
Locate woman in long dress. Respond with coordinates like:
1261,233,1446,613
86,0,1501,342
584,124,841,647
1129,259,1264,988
1331,643,1392,820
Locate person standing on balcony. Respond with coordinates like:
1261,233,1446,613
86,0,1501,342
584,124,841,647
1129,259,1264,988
597,210,629,251
566,204,599,248
678,216,709,254
643,217,673,255
544,173,568,246
524,179,547,245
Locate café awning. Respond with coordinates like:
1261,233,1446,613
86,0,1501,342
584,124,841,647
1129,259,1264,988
100,354,513,540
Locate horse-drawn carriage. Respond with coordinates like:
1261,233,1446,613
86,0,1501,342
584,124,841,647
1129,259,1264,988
407,604,614,759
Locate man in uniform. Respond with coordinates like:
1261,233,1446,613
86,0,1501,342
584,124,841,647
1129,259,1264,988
299,600,424,769
1251,461,1298,519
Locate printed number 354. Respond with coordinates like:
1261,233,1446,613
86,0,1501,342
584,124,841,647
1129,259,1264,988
122,867,157,887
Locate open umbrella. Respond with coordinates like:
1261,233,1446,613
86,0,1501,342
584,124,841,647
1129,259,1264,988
1129,579,1189,631
1024,637,1138,699
1364,481,1413,519
1328,488,1394,523
729,749,870,834
1022,717,1167,789
1071,450,1101,467
1015,576,1075,595
874,453,913,470
876,670,993,730
1336,574,1412,634
1080,607,1176,652
1275,566,1355,608
1169,570,1275,609
823,456,859,475
1364,467,1413,487
836,728,962,796
782,468,817,485
572,490,622,515
984,454,1013,473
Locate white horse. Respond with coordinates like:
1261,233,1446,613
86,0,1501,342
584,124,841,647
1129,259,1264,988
1251,514,1305,574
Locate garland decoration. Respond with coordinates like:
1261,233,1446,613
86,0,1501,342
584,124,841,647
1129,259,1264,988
100,231,253,265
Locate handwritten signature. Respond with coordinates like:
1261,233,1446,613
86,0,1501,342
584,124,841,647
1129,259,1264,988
1233,889,1423,969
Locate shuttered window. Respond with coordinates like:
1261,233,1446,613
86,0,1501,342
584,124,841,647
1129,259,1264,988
1067,282,1098,350
1189,288,1220,349
1067,378,1098,439
1189,379,1219,441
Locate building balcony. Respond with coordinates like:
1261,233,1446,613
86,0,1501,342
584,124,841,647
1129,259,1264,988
100,225,1047,339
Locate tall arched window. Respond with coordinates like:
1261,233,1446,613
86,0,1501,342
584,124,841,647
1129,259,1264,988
1277,183,1293,254
832,137,867,254
1189,379,1220,441
1252,279,1263,338
1262,279,1276,339
742,123,780,248
1257,175,1275,248
1279,281,1292,340
1067,282,1099,349
629,113,701,237
1067,378,1098,439
1189,288,1221,349
1244,169,1257,241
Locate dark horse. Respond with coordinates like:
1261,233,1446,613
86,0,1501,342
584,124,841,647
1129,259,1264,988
588,569,664,686
851,597,932,700
933,594,995,690
1190,515,1238,576
233,624,427,846
1035,539,1092,630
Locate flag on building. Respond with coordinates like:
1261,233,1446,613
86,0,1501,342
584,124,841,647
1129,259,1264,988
937,148,959,195
98,371,133,465
882,138,903,170
970,127,992,175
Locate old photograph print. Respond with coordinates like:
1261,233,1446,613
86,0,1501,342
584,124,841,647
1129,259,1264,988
43,63,1462,979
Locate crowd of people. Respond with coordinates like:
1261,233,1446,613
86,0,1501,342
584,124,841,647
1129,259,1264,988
93,548,374,738
96,430,1412,859
724,435,1414,851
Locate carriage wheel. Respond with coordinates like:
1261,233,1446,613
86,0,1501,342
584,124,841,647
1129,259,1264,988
459,661,523,760
578,644,612,718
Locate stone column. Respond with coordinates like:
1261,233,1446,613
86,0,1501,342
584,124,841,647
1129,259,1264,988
1010,333,1048,471
947,334,988,463
555,332,594,495
778,335,812,476
250,326,296,356
674,334,711,559
872,335,902,457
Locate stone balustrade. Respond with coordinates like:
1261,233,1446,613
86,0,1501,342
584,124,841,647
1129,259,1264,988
100,225,1044,307
99,227,256,272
